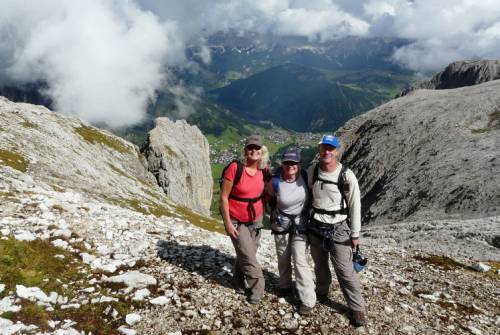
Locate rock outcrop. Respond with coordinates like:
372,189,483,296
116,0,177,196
399,60,500,96
142,117,213,216
0,97,161,203
0,96,217,223
338,79,500,224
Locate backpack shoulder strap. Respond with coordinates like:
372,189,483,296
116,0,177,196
300,168,312,209
338,164,350,214
312,162,320,185
233,160,244,187
300,169,308,183
272,168,281,195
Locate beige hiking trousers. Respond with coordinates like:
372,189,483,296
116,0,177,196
274,232,316,308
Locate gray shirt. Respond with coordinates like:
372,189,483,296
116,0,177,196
268,174,308,215
307,163,361,238
268,174,309,232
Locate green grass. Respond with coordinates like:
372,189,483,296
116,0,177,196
206,127,243,151
470,110,500,133
210,163,225,218
211,163,225,180
0,191,16,198
108,196,224,234
414,255,466,271
75,125,132,154
414,255,500,280
50,184,65,192
0,238,136,334
0,149,28,172
21,120,38,129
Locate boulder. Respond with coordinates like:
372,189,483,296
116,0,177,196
142,117,213,215
102,271,157,289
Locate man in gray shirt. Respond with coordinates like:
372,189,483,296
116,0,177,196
307,134,366,327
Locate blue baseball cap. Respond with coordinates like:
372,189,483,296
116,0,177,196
319,134,341,148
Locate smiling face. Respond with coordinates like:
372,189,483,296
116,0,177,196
245,144,262,163
319,144,337,165
281,160,299,179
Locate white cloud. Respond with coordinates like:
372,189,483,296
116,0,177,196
364,0,500,71
1,0,500,127
0,0,184,127
139,0,500,71
138,0,370,41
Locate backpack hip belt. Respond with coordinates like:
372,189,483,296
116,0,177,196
229,193,263,221
272,209,308,235
308,218,348,251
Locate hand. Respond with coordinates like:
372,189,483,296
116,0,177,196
225,223,239,239
351,238,359,249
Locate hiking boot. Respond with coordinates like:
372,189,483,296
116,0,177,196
247,294,262,305
349,310,366,328
231,277,246,295
316,293,328,303
298,304,313,316
277,287,293,297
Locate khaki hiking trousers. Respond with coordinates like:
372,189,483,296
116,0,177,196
309,220,365,312
231,219,265,299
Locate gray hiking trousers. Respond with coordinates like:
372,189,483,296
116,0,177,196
275,232,316,308
309,220,365,312
231,219,265,299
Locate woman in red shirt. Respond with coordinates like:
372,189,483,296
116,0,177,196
220,134,269,304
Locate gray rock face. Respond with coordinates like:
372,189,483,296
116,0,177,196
338,80,500,224
142,117,213,215
0,96,167,209
399,60,500,96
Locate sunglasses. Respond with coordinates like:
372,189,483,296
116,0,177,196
246,145,261,151
282,161,298,166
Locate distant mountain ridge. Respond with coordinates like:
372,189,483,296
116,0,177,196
399,60,500,96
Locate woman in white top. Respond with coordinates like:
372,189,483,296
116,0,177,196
267,148,316,315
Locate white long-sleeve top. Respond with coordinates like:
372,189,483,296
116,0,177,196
307,162,361,239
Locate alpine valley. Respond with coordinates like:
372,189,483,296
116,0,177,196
0,30,499,335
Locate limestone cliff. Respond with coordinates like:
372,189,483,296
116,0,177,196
338,80,500,224
0,96,215,222
141,117,213,216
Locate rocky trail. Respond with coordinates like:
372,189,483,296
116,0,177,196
1,166,499,335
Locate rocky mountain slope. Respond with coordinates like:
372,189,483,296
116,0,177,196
1,162,498,334
338,79,500,225
399,60,500,96
0,97,498,334
0,97,216,227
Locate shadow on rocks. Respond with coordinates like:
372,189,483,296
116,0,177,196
156,239,279,294
319,297,350,315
